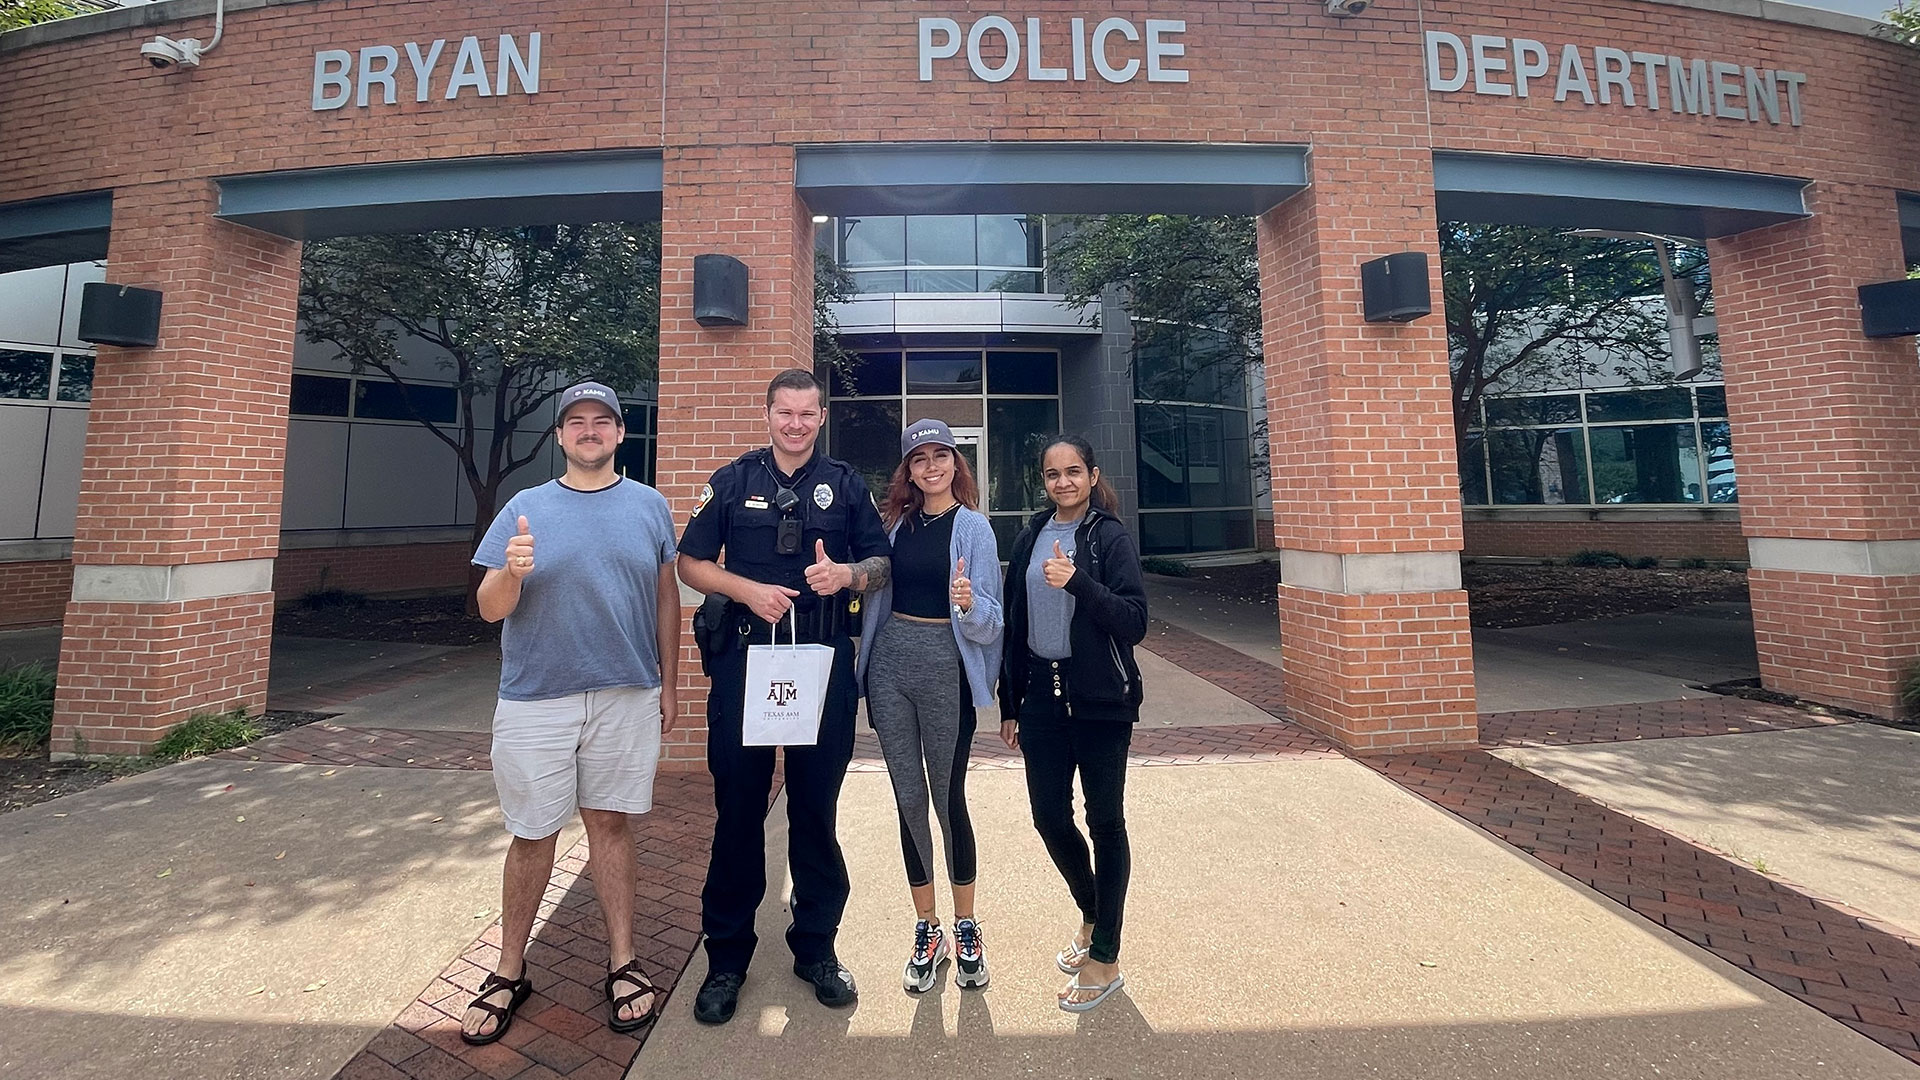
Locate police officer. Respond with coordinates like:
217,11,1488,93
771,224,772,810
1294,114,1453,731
677,368,891,1025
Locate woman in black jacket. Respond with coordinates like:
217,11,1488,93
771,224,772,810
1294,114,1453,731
998,434,1148,1013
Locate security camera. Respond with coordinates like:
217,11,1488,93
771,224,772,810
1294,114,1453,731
140,35,205,68
1325,0,1370,15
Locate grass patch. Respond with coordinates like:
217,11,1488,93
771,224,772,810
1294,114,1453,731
150,707,261,762
0,663,57,749
1140,556,1192,578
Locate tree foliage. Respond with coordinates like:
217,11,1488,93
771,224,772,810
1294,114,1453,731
1,0,96,31
298,223,662,564
1888,2,1920,47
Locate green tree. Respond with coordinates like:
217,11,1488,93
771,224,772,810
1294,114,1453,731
298,223,663,585
0,0,98,32
1888,2,1920,47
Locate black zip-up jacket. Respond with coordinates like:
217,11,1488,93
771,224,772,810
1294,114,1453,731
998,505,1150,724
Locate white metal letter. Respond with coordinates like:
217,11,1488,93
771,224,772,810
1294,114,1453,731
405,39,445,103
1555,44,1594,104
356,45,399,107
1594,46,1634,106
496,33,540,96
312,49,352,111
1669,56,1707,115
1027,17,1066,81
1145,19,1187,83
1513,39,1549,98
445,36,493,99
1711,60,1744,119
1071,18,1088,81
1424,32,1468,93
918,18,961,81
1092,18,1139,83
1630,51,1664,110
967,16,1019,83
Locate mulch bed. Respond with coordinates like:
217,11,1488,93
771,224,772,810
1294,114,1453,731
0,709,331,815
1168,560,1751,628
274,594,499,647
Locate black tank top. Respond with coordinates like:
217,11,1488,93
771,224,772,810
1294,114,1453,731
891,508,958,618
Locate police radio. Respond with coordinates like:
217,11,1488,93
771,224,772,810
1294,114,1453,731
772,486,803,554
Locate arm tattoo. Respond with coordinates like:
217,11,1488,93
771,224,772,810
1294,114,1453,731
849,555,891,594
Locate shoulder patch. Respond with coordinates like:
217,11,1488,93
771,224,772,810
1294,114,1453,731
813,483,834,510
693,483,714,516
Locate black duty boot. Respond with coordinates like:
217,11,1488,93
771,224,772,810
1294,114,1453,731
792,958,858,1007
694,970,745,1025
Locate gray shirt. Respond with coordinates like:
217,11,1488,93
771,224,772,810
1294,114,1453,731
473,478,678,701
1025,513,1081,660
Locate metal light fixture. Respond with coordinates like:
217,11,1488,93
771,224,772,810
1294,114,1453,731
140,0,223,68
1572,229,1705,380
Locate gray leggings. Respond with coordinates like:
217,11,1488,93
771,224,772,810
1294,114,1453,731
866,617,978,888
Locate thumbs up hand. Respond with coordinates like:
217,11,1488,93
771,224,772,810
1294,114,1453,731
804,537,849,596
505,515,536,579
1042,539,1076,589
950,556,973,615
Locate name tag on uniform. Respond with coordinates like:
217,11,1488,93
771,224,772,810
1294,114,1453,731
744,496,770,510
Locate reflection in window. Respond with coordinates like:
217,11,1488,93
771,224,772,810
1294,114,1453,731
0,349,53,401
827,352,903,398
1586,388,1692,423
984,351,1058,395
1489,428,1589,505
828,399,904,497
55,354,93,403
905,351,983,394
1459,433,1488,505
1695,386,1728,418
1703,421,1737,503
290,373,352,417
1486,394,1579,427
832,215,1046,295
987,398,1058,514
841,217,905,267
1589,424,1702,504
1134,327,1246,407
355,380,457,423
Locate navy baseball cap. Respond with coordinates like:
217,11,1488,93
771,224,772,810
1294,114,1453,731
557,381,622,423
901,418,958,458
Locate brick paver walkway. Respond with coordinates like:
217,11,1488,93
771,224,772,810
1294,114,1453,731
219,722,492,771
270,647,501,713
1481,695,1851,748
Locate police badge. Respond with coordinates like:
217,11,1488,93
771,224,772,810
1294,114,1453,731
813,483,834,510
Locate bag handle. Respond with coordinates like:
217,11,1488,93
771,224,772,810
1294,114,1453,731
779,606,796,650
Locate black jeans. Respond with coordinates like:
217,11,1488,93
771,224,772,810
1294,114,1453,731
1017,662,1133,965
701,635,858,974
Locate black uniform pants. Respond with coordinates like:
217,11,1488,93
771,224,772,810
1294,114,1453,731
1018,662,1134,966
701,633,858,975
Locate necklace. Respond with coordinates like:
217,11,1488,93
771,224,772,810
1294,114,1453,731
916,502,959,527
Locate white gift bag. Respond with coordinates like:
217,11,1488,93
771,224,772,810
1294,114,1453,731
741,609,835,746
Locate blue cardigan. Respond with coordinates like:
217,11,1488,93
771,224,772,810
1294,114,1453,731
856,506,1004,705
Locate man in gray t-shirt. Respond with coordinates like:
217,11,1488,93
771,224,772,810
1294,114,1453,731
457,382,681,1048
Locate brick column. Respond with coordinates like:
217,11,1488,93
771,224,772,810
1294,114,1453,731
1708,184,1920,718
1257,140,1477,752
51,180,300,758
653,145,815,770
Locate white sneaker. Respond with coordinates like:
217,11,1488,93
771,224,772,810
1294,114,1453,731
902,920,948,993
953,918,989,989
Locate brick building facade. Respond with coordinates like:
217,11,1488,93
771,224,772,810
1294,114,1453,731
2,0,1916,758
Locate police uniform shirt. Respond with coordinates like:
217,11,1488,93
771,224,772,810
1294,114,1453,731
678,447,890,609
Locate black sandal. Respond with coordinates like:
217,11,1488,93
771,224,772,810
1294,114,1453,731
460,971,533,1047
605,958,662,1034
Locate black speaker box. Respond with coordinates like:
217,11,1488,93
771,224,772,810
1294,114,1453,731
1360,251,1431,324
1859,278,1920,339
693,254,750,328
77,282,164,348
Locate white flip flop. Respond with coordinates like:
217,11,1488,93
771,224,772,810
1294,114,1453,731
1058,971,1126,1013
1055,938,1090,973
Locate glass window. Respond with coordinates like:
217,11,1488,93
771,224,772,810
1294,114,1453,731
355,379,457,423
0,349,53,401
1187,509,1255,552
828,352,902,398
985,351,1058,395
848,270,906,294
977,215,1038,267
55,354,93,403
616,437,655,486
1589,424,1702,504
1134,328,1245,406
290,373,351,417
905,351,982,394
906,268,977,292
1702,421,1737,503
906,216,975,267
828,399,903,497
989,514,1026,561
1586,388,1692,423
1489,428,1590,505
1459,432,1489,506
1136,404,1187,507
910,397,983,426
841,217,904,267
620,402,652,436
1140,512,1189,556
980,269,1044,293
1695,385,1727,418
1486,394,1580,427
987,398,1058,513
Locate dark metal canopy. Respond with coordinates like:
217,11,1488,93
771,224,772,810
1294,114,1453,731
0,191,111,274
1433,152,1809,240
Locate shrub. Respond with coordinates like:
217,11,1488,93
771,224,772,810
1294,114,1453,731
1566,549,1628,569
299,586,367,610
1140,556,1192,578
1677,556,1710,569
0,663,57,749
150,707,261,761
1631,556,1660,569
1902,664,1920,719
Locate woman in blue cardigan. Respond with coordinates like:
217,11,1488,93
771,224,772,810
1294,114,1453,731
856,418,1006,995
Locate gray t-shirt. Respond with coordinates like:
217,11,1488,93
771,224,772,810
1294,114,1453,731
1025,514,1080,660
474,478,678,702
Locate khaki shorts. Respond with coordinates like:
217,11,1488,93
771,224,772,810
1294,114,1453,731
491,685,662,839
